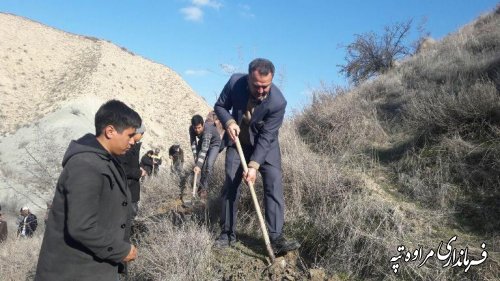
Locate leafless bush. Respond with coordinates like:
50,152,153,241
339,20,413,85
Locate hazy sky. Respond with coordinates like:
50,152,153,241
1,0,498,111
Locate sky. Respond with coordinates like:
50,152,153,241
1,0,498,112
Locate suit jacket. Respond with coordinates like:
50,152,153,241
214,73,286,168
35,134,132,281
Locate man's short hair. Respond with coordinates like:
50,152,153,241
169,144,181,156
191,114,204,127
248,58,275,77
95,100,142,136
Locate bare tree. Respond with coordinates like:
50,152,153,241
339,19,413,85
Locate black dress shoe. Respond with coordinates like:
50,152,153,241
271,235,301,255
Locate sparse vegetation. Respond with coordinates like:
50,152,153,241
298,7,500,280
338,19,413,85
0,234,42,280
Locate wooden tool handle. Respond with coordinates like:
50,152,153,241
235,138,276,263
192,171,198,198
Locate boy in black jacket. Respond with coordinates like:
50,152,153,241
118,124,146,219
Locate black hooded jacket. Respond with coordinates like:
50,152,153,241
35,133,132,281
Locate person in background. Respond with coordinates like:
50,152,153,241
17,206,37,238
205,110,225,141
168,144,184,176
118,124,147,220
189,114,221,198
140,150,154,176
152,148,162,175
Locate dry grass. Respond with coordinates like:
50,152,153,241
0,229,44,281
127,219,216,281
295,7,500,280
296,85,388,159
127,168,220,280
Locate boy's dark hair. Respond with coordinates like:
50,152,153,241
147,150,154,155
169,144,181,156
95,100,142,136
191,115,204,127
248,58,275,77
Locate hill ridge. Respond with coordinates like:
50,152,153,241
0,12,211,212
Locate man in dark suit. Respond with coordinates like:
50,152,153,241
214,58,300,255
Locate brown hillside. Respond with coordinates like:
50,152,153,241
0,12,210,147
0,12,210,212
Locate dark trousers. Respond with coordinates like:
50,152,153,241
199,145,220,190
219,145,284,241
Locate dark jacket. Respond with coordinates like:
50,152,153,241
17,213,37,237
140,153,154,176
168,145,184,173
118,142,142,202
35,134,132,281
214,73,286,168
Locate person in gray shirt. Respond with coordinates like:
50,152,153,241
189,114,221,198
